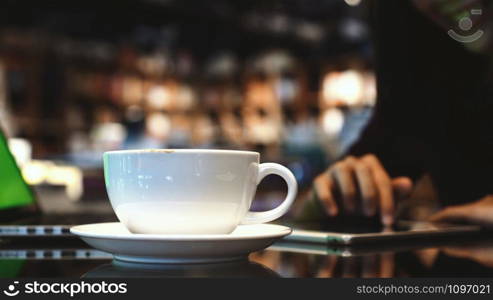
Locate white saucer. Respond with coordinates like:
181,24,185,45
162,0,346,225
70,223,291,264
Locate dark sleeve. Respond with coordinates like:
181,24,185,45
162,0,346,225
347,102,428,181
346,0,429,181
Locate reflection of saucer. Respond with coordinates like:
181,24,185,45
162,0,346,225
83,260,279,278
71,223,291,264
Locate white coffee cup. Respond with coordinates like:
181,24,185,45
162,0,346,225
103,149,297,234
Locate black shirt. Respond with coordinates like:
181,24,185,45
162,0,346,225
348,0,493,205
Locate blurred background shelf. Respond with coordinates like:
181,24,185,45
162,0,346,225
0,0,374,215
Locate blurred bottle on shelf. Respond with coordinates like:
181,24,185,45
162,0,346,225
90,107,127,152
243,75,283,154
0,62,17,137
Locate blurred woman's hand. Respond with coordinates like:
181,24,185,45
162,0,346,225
441,245,493,268
313,154,413,225
429,195,493,228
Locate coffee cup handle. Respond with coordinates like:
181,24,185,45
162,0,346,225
240,163,298,225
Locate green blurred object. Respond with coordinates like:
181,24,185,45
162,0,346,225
0,128,35,210
0,260,25,277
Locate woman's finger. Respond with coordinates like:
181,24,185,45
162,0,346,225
353,161,378,216
362,154,394,225
428,205,473,223
331,160,357,213
391,176,413,199
314,174,338,216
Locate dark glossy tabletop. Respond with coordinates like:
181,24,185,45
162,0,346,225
3,234,493,278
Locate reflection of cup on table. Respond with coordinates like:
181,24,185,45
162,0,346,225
103,149,297,234
83,260,279,278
